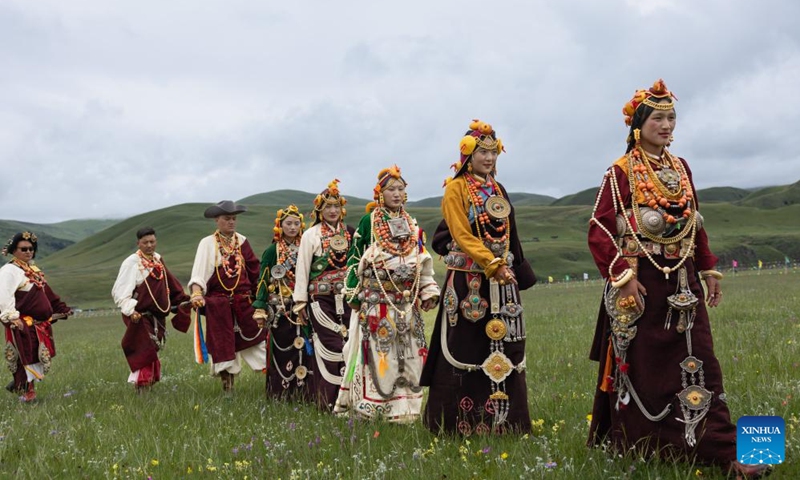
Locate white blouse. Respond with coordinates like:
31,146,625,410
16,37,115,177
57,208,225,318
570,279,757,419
111,252,163,316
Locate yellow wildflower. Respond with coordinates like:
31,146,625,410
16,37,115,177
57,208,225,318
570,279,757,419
500,452,509,460
150,459,159,467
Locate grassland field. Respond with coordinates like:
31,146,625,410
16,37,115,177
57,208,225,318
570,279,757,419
0,270,797,479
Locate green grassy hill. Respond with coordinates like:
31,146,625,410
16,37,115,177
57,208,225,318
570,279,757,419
409,192,555,208
37,196,800,309
695,186,751,203
550,187,598,206
0,218,118,258
739,180,800,208
239,189,371,208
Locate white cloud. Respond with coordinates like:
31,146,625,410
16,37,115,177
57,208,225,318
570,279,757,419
1,0,799,222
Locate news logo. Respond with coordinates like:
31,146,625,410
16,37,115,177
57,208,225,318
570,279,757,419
737,416,784,465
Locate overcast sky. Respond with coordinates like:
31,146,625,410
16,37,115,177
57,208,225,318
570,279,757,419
2,0,798,223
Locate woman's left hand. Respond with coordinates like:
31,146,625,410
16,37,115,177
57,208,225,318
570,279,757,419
420,297,437,312
705,276,722,308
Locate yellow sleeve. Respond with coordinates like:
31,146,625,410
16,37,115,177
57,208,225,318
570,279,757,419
442,177,506,278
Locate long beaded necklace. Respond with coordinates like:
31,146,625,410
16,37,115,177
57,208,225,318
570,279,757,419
320,221,350,267
464,173,509,244
12,259,45,289
276,235,300,284
214,231,243,293
371,206,415,257
138,250,171,313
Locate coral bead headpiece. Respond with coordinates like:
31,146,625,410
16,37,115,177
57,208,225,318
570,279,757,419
367,165,407,212
444,119,505,186
272,205,305,243
312,179,347,223
622,79,677,126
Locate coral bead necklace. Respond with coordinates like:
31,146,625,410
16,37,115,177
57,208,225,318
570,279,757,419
371,206,416,257
320,221,350,267
464,173,508,244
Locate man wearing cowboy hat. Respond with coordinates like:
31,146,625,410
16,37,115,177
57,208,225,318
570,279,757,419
188,201,267,393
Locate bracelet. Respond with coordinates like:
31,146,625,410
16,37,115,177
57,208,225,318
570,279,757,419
610,268,634,288
191,292,203,298
700,270,724,280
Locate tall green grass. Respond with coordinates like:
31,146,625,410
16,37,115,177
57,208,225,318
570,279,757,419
1,271,797,479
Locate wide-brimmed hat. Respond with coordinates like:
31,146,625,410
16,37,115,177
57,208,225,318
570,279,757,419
204,200,248,218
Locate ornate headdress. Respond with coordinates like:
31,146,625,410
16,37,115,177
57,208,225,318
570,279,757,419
367,165,407,212
272,205,305,242
443,119,504,186
312,179,347,224
2,231,39,257
622,79,677,126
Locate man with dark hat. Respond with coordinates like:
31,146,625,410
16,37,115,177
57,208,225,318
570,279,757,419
0,231,72,402
188,201,267,393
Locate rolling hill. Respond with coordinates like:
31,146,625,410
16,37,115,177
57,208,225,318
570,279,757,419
239,189,371,208
0,218,119,258
36,197,800,308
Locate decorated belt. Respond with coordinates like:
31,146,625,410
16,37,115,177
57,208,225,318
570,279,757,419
361,278,413,292
359,287,409,305
619,236,695,259
362,263,416,283
308,270,347,296
443,250,515,273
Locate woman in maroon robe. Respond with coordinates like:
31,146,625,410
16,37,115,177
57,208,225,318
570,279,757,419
420,120,536,435
189,201,267,393
112,227,191,391
587,80,770,479
0,231,72,402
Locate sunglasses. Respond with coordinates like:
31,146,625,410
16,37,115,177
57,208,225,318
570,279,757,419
17,247,34,252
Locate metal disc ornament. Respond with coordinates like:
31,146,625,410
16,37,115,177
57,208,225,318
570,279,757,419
271,264,287,280
295,365,308,380
329,234,348,252
485,318,507,341
485,196,511,220
293,336,305,349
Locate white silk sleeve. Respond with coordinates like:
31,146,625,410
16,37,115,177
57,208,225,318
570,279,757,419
111,254,142,316
292,226,320,304
0,265,24,321
188,236,215,294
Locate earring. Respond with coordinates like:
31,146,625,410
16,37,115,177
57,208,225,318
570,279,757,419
378,193,384,205
668,134,674,145
467,163,473,173
403,193,408,204
633,129,641,145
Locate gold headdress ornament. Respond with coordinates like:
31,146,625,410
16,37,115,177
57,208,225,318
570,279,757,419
312,179,347,223
622,79,678,126
444,119,505,187
273,204,305,242
2,231,38,256
367,165,407,212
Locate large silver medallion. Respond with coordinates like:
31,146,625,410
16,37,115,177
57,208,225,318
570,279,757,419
271,264,287,280
387,217,411,239
329,234,348,252
656,168,681,191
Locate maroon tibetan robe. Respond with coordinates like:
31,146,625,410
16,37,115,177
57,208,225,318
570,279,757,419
6,282,70,390
120,265,190,373
202,240,266,363
587,159,736,466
